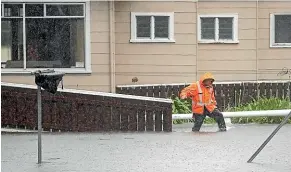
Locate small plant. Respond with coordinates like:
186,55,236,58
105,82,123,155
172,96,192,114
171,96,192,124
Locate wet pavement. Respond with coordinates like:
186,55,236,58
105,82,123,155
2,124,291,172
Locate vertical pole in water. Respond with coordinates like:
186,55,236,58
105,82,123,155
247,111,291,163
37,85,42,164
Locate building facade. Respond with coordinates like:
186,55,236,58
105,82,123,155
1,0,291,92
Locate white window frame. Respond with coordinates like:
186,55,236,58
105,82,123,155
270,13,291,48
1,1,91,74
198,14,239,44
130,12,175,43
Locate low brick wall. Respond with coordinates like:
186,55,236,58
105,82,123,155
1,83,172,132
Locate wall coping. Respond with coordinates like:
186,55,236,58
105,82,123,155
1,82,172,103
117,80,291,88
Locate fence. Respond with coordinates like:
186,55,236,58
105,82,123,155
116,81,291,111
1,83,172,132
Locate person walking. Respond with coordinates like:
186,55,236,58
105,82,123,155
180,72,227,132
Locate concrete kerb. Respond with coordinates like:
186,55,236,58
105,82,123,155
1,127,49,133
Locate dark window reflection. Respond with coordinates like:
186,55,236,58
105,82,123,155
4,4,23,17
25,4,44,17
1,3,86,69
1,18,23,68
218,17,233,40
154,16,169,38
201,17,215,40
46,5,84,16
275,15,291,43
26,18,85,68
136,16,151,38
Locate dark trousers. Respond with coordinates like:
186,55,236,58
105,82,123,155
192,107,227,132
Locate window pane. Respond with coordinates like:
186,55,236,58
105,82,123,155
275,15,291,43
136,16,151,38
154,16,169,38
4,4,23,17
46,4,84,16
1,19,24,68
25,4,44,17
219,17,233,40
201,17,215,39
26,18,85,68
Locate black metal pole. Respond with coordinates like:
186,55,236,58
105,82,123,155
32,69,64,164
37,85,42,164
247,111,291,163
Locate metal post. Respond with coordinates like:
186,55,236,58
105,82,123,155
247,111,291,163
37,85,42,164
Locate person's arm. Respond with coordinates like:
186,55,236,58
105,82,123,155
180,83,197,99
211,90,217,106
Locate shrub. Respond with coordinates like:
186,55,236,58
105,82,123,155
172,96,192,114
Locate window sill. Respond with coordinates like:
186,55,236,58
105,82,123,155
270,43,291,48
1,68,92,75
198,40,239,44
130,39,175,43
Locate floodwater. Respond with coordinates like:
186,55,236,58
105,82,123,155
2,124,291,172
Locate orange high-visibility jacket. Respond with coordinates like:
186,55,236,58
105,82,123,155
180,73,217,115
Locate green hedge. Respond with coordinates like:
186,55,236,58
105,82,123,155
172,96,291,124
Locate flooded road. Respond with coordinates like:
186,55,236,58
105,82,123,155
2,124,291,172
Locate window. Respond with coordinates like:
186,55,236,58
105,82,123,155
270,13,291,48
130,12,175,43
198,14,238,43
1,2,91,73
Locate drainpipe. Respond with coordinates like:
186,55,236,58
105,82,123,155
196,1,199,81
256,0,259,81
256,0,259,98
109,1,116,93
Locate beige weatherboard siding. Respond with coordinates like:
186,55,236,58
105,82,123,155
257,1,291,80
1,0,291,93
115,0,291,86
115,1,198,85
197,1,258,81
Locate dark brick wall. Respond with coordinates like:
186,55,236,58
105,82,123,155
1,85,172,132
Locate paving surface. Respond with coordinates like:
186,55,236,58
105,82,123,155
2,124,291,172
